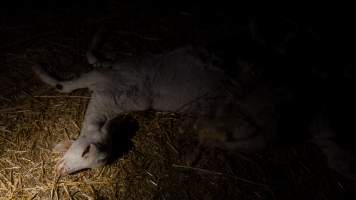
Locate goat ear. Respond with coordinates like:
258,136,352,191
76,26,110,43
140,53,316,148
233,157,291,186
53,140,74,153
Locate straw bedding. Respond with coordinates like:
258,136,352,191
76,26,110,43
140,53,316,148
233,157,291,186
0,10,353,200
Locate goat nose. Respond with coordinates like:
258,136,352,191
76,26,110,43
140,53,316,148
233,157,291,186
55,159,69,176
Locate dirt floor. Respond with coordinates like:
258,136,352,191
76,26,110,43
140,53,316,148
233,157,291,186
1,2,356,200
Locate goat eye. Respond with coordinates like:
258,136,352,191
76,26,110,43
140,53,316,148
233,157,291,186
81,145,91,157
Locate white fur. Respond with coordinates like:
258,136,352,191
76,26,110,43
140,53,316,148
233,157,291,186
34,47,277,176
34,46,356,179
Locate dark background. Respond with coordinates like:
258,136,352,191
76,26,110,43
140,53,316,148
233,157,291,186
1,1,355,199
1,0,355,175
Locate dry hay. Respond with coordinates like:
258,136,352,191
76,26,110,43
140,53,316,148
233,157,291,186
0,70,269,200
0,83,269,199
0,26,270,199
0,14,354,200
